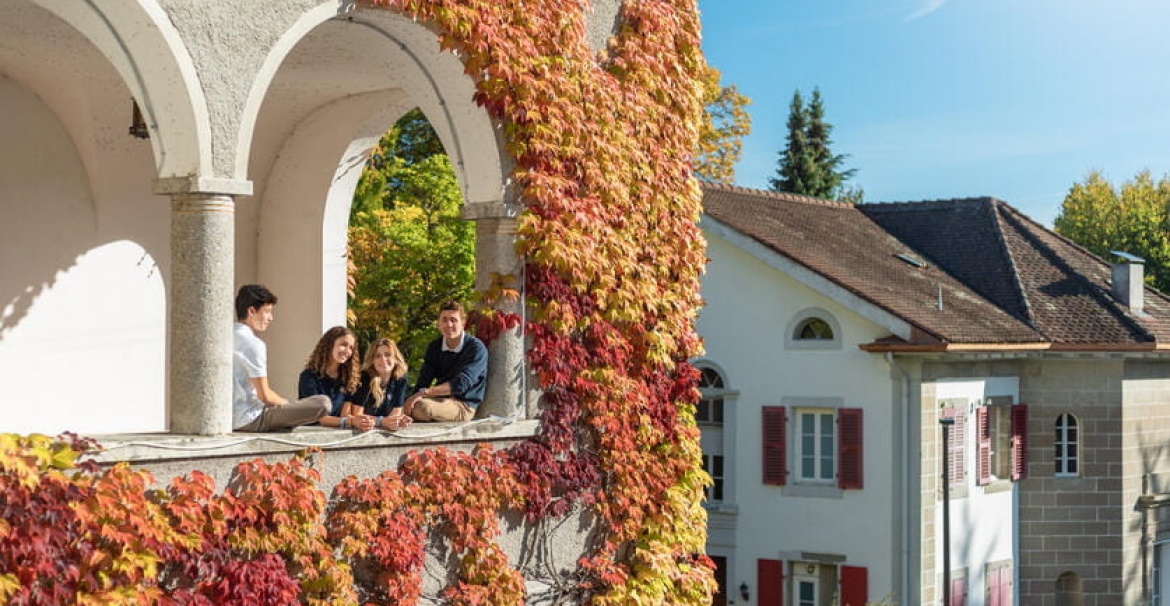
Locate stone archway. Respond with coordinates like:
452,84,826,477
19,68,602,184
241,5,520,413
0,0,208,434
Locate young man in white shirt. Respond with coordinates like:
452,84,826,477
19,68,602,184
232,284,330,431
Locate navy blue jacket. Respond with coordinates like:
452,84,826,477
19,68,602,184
298,369,348,417
351,371,407,416
413,334,488,407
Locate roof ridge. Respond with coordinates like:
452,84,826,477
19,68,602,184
987,200,1038,329
699,180,854,209
995,204,1158,343
995,201,1170,308
863,196,1003,210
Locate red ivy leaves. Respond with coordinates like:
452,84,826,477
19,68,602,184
0,0,713,602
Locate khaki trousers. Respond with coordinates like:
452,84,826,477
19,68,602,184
410,397,475,422
236,395,330,432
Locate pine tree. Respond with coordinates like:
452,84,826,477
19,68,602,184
770,88,859,201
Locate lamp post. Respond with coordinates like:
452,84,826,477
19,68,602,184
940,417,954,606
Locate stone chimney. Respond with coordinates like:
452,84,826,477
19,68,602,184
1110,251,1145,314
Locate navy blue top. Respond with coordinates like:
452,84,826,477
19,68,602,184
350,371,407,416
413,333,488,407
298,368,348,417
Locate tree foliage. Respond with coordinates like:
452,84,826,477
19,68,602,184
770,87,859,201
348,109,475,366
694,66,751,183
1055,169,1170,291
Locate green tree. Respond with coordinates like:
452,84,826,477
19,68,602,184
694,66,751,183
348,109,475,367
770,87,859,201
1054,170,1170,292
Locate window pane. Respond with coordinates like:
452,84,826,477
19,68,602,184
712,455,724,475
797,318,833,340
713,399,724,423
697,400,710,422
712,479,723,501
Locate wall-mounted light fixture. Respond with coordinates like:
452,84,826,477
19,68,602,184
739,581,750,602
128,99,150,139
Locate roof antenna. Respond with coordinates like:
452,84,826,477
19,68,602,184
937,284,944,311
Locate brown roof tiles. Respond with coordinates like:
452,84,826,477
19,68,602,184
701,182,1170,350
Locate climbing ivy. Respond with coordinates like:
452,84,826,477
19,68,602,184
0,0,713,603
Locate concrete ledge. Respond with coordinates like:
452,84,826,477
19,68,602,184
82,418,541,490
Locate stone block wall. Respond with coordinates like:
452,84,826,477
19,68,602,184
1017,358,1125,606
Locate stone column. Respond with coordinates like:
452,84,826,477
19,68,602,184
465,202,534,419
157,176,251,435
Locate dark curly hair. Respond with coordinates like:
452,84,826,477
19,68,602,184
304,326,360,393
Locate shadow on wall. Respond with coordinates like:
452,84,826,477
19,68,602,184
0,74,166,435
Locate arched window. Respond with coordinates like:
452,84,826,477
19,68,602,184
697,366,726,425
795,318,834,340
1055,414,1078,477
784,308,842,350
695,362,736,504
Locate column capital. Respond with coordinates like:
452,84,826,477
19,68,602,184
154,175,253,197
462,200,521,221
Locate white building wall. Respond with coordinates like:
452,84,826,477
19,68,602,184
698,233,900,604
933,377,1018,606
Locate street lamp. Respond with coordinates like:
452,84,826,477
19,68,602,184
940,417,954,606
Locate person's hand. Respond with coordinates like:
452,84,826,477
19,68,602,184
403,393,420,416
347,415,374,432
383,415,412,431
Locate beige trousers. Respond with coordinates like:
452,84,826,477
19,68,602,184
410,397,475,422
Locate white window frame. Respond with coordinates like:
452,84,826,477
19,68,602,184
703,453,725,502
1055,413,1079,477
796,408,836,484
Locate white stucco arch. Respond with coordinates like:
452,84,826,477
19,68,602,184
237,4,507,207
240,5,513,392
256,90,417,392
28,0,212,179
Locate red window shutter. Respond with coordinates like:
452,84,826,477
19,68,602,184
837,408,863,489
839,565,868,606
763,406,787,486
1011,404,1028,481
943,407,965,487
951,576,967,606
758,558,784,606
988,566,1013,606
976,406,991,486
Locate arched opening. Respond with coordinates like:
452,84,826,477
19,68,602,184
1055,570,1084,606
244,6,516,413
0,1,177,434
347,108,476,372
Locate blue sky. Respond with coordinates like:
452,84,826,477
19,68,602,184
697,0,1170,226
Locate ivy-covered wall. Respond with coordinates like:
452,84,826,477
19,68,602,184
0,0,713,603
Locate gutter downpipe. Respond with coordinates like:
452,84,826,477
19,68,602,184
886,352,912,605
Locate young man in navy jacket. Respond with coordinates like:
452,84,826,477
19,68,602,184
403,300,488,422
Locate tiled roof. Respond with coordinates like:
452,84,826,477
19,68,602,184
701,182,1170,349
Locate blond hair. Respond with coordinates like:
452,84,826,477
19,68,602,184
360,338,408,403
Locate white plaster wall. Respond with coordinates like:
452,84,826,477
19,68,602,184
697,233,900,601
0,76,166,435
933,377,1018,606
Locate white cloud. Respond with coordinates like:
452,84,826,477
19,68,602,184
905,0,948,21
